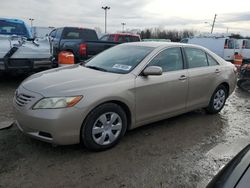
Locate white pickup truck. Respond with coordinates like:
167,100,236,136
0,18,52,74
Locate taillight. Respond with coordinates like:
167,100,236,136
79,43,87,56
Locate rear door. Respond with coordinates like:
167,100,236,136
135,47,188,124
184,47,221,110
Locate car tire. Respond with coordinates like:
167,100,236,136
206,85,228,114
81,103,127,151
237,79,250,92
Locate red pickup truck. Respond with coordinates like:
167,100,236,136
100,33,141,43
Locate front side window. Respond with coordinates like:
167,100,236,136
118,36,124,42
100,35,108,41
225,39,235,49
185,48,208,68
108,35,115,42
49,30,56,38
148,47,184,72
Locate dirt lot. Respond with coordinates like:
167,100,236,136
0,75,250,188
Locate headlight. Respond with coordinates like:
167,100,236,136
33,96,83,109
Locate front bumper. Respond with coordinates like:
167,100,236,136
13,86,86,145
0,58,52,72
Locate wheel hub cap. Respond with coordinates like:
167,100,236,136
213,89,226,110
92,112,122,146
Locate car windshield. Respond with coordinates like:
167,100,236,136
85,45,154,74
0,20,30,38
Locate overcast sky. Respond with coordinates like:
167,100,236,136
1,0,250,36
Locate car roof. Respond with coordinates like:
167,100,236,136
0,18,25,24
122,41,204,49
109,33,140,37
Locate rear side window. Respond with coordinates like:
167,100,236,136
148,47,184,72
185,48,208,68
207,54,219,66
130,36,140,42
108,35,115,42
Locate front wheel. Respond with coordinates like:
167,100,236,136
81,103,127,151
206,85,228,114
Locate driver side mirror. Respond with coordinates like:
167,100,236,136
143,66,163,76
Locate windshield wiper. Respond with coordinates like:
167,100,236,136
85,65,107,72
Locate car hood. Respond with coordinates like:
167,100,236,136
21,65,122,96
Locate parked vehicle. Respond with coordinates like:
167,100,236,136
236,39,250,63
100,33,141,43
181,36,237,62
13,42,237,151
207,144,250,188
237,63,250,91
0,18,52,74
49,27,118,64
143,38,171,42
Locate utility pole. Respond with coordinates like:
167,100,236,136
102,6,110,33
211,14,217,34
29,18,34,37
121,23,126,32
29,18,34,28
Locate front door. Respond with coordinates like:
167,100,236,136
135,47,188,125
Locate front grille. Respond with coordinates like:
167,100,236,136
15,93,34,107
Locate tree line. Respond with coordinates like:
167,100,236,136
139,28,250,41
139,28,196,42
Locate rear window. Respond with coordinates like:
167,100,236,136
0,20,30,38
62,28,98,40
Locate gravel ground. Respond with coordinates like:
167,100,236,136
0,75,250,188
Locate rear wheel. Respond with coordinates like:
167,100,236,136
81,103,127,151
206,85,228,114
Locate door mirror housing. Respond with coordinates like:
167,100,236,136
143,66,163,76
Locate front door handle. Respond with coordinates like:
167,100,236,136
179,75,187,80
215,69,221,73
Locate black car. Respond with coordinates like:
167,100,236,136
207,144,250,188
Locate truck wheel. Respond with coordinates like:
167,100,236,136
237,79,250,92
81,103,127,151
206,85,228,114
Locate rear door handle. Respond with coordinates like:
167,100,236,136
215,69,221,73
179,75,187,80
